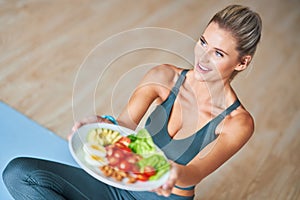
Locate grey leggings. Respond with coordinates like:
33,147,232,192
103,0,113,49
2,157,194,200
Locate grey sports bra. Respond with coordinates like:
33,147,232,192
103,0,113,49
145,69,241,190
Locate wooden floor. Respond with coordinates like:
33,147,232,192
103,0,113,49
1,0,299,199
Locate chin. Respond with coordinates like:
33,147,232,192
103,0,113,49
192,68,207,82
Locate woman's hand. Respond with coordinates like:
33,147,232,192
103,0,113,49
152,161,180,197
68,115,112,141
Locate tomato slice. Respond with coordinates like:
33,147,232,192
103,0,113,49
136,174,149,182
143,166,156,177
116,137,131,146
131,164,140,174
115,142,132,153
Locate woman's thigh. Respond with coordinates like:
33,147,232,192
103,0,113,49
2,157,125,200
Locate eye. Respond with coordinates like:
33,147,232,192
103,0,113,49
199,38,207,47
215,51,224,58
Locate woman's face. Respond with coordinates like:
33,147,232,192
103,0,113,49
194,22,241,82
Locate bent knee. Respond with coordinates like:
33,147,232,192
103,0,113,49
2,157,32,186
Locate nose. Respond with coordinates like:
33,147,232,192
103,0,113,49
199,49,209,63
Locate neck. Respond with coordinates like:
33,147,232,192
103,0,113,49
187,72,235,110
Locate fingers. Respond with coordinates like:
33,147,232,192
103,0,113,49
68,116,96,141
67,121,82,141
72,121,84,132
157,186,172,197
71,116,99,131
152,162,179,197
67,131,74,141
152,184,173,197
68,115,113,141
161,163,178,196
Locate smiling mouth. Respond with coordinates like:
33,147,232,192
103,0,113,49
197,63,212,72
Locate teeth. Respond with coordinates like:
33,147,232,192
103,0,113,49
198,64,210,71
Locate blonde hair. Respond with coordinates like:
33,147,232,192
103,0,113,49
209,5,262,79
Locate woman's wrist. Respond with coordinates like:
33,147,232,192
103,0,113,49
100,115,118,125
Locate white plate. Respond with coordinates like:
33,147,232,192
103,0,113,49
69,123,170,191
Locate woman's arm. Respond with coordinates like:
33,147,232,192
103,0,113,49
156,111,254,196
117,65,177,130
179,111,254,186
70,65,176,134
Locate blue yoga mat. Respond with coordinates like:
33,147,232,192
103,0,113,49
0,101,79,199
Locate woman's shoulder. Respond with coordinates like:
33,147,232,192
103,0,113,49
223,105,255,142
139,64,185,101
145,64,184,84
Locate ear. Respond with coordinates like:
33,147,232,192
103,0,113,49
235,55,252,71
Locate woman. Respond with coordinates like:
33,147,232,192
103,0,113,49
3,5,262,200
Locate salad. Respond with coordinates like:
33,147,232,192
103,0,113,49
83,127,170,183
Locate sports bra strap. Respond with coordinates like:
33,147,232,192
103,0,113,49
171,69,189,95
211,99,241,127
220,99,241,118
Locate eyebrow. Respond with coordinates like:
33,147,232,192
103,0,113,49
201,36,229,56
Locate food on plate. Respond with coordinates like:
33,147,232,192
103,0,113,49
83,127,170,183
83,143,108,166
105,143,142,170
138,154,170,181
100,165,138,183
128,128,156,155
86,128,122,146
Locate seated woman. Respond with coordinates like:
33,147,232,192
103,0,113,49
2,4,262,200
